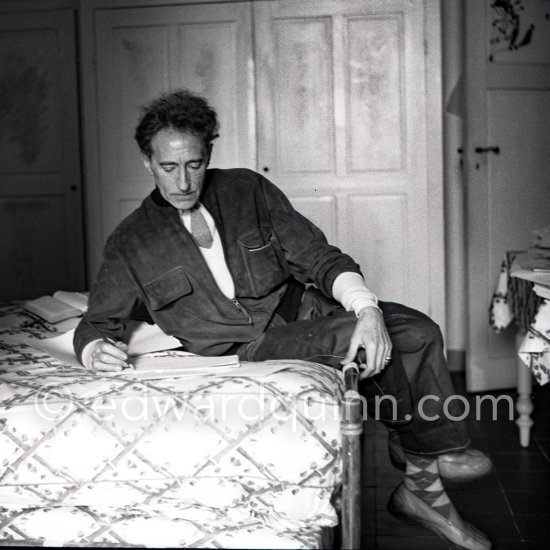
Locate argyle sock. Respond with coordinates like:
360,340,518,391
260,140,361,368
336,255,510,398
403,452,452,518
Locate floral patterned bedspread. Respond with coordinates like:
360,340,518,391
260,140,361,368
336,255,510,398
0,304,343,547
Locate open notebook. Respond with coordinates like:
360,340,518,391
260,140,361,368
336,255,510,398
122,350,240,378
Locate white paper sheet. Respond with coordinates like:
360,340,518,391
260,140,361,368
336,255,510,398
7,321,182,368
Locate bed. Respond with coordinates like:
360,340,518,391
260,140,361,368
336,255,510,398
0,302,361,548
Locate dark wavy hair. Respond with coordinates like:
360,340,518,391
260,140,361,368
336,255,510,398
134,89,219,157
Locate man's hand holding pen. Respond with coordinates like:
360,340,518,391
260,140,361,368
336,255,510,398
89,340,132,372
84,319,134,372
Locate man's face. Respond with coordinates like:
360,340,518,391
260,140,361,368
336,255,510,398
143,128,210,210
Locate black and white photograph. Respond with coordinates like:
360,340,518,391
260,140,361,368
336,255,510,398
0,0,549,548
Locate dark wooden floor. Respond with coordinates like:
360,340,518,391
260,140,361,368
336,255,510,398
360,373,550,549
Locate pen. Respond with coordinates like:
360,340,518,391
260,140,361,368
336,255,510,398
85,318,134,369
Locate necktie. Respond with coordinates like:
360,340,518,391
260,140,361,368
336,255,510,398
190,208,213,249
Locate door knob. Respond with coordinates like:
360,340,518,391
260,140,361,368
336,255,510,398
474,146,500,155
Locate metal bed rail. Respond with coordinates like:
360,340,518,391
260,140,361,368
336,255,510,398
340,362,363,549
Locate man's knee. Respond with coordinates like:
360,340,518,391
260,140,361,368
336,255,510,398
324,312,358,351
300,312,357,364
408,318,443,350
381,302,443,353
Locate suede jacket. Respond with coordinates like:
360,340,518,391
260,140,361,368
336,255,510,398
74,168,361,361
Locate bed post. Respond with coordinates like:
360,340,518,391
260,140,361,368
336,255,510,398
340,362,363,549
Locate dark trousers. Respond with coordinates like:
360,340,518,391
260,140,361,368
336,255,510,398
234,287,470,455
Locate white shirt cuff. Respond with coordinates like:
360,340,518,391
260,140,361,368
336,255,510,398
332,272,380,316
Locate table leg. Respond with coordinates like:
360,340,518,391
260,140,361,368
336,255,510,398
516,331,533,448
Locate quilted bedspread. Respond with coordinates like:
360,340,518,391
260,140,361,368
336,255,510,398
0,304,343,548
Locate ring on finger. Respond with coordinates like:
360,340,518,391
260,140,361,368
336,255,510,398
384,354,392,364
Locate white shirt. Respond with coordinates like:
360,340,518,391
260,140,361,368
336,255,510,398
179,204,235,298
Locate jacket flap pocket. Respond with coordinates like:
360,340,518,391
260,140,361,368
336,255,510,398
237,227,272,250
144,267,192,310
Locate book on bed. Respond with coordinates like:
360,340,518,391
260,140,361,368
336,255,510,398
23,291,88,323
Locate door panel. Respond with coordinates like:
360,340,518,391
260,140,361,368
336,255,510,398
347,16,403,171
176,19,250,170
273,17,334,173
465,0,550,391
115,26,171,182
290,196,338,246
348,194,409,302
0,10,84,299
255,0,441,316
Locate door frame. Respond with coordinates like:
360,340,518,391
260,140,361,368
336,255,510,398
424,0,446,334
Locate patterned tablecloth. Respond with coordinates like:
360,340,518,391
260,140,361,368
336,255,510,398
0,304,343,547
490,252,550,385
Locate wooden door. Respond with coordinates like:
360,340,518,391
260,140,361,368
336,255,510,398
254,0,445,323
465,0,550,391
0,10,85,299
88,2,254,277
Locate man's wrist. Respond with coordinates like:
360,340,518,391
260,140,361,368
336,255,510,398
356,304,383,318
332,272,380,316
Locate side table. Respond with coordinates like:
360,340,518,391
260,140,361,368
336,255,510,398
491,250,550,447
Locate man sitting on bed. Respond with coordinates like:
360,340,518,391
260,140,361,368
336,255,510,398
74,89,492,550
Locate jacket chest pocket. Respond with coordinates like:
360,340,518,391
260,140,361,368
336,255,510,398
143,266,192,310
238,229,289,297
